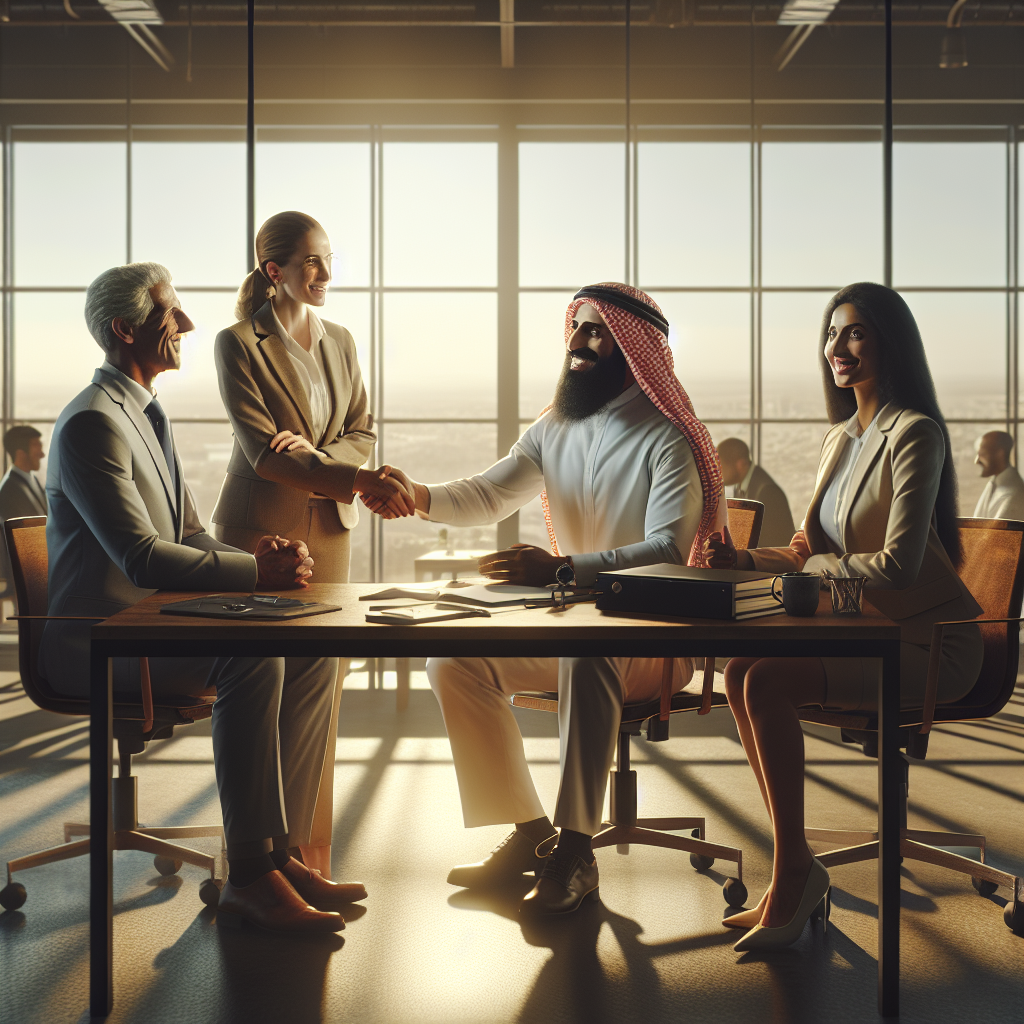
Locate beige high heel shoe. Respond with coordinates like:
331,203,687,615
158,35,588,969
733,858,830,952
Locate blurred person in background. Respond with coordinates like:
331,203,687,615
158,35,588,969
0,425,47,604
213,211,413,877
973,431,1024,521
717,437,795,547
367,283,724,916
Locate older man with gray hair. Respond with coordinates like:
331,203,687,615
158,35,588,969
43,261,363,932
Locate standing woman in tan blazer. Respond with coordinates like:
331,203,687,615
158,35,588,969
213,211,414,876
704,282,983,952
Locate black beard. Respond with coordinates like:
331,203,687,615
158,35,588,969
551,345,628,422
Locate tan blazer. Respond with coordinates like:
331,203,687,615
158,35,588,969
750,402,981,645
212,301,376,535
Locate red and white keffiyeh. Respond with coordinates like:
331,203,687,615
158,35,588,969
540,282,725,568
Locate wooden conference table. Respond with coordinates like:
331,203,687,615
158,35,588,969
88,584,903,1018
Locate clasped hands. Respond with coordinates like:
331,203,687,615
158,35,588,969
254,534,314,589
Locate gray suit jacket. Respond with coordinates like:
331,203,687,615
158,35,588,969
750,403,981,645
42,366,257,696
734,464,796,548
0,466,47,589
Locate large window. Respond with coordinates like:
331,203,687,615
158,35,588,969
6,126,1020,579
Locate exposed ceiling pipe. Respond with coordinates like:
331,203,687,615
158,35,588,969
500,0,514,68
940,0,969,68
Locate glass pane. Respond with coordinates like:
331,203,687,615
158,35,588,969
169,421,236,526
383,143,496,286
639,142,750,287
14,292,101,420
519,290,576,420
894,142,1006,287
382,292,496,419
15,142,126,286
652,291,751,421
131,141,246,287
761,292,830,420
519,143,624,287
517,491,550,551
950,422,1007,517
156,291,237,420
759,423,829,528
379,423,498,581
762,142,883,287
256,142,371,287
907,291,1004,420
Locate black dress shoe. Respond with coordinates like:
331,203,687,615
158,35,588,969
520,853,600,915
447,829,558,888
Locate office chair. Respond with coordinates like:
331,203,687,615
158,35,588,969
510,498,766,909
0,517,224,912
800,517,1024,936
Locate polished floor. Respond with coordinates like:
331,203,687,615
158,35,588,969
0,651,1021,1024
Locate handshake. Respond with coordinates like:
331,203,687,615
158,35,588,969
353,465,425,520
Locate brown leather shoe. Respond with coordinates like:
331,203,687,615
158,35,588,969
520,853,600,916
280,856,368,909
217,871,345,933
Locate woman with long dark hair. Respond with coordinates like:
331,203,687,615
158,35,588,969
705,282,983,951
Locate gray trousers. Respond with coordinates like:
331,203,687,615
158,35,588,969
426,656,693,836
115,656,338,855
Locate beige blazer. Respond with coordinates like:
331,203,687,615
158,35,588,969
750,402,981,645
212,301,376,535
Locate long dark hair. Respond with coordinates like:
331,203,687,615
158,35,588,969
234,211,322,321
819,282,961,567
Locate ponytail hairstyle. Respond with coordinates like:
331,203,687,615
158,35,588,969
818,282,962,567
234,210,323,321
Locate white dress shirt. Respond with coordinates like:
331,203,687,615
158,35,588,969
974,465,1024,521
426,384,704,586
818,411,880,553
272,307,331,444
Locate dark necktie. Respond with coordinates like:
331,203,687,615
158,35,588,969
143,398,179,510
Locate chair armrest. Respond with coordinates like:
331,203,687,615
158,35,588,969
920,616,1024,735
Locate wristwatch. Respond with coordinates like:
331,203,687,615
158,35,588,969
554,560,576,588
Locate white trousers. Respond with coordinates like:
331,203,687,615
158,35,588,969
426,656,694,837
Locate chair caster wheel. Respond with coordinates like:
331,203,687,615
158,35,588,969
723,878,747,908
199,878,222,909
1004,899,1024,936
972,876,998,897
690,853,714,873
0,881,26,911
154,856,183,876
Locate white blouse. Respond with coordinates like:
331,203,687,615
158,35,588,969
272,307,331,444
818,410,880,552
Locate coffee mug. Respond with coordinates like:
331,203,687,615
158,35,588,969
771,572,820,617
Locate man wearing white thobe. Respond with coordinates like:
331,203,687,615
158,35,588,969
374,284,721,915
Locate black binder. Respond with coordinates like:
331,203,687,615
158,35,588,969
595,564,783,621
160,594,341,620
